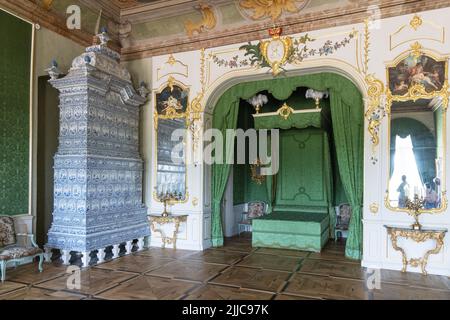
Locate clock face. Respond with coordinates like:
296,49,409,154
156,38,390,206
266,39,285,63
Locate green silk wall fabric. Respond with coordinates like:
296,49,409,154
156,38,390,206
212,73,364,259
0,10,32,215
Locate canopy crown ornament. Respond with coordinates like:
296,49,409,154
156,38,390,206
305,89,329,109
247,94,269,114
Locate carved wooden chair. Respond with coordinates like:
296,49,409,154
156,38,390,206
238,201,268,236
0,216,44,282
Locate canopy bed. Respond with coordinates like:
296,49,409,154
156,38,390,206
211,73,364,259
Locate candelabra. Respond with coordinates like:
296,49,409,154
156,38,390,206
157,191,183,217
405,194,426,230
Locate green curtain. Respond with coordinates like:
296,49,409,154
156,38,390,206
265,134,274,213
211,73,364,258
324,132,335,238
0,10,32,215
254,111,323,130
211,98,240,246
435,106,443,159
329,91,364,259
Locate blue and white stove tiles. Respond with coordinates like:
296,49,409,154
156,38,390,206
46,32,150,268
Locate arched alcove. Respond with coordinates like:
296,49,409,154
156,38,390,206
201,66,367,259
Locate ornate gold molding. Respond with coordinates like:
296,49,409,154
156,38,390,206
250,158,266,185
148,214,188,249
390,14,445,51
363,19,386,150
410,41,423,58
369,203,379,214
277,103,295,120
156,55,189,80
409,14,423,31
187,48,206,152
386,226,447,275
384,47,449,215
365,75,385,148
153,77,190,205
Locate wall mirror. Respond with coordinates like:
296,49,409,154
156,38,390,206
385,50,448,213
154,78,189,203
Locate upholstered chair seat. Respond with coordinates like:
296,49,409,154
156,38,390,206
0,246,43,261
0,216,44,282
238,201,268,236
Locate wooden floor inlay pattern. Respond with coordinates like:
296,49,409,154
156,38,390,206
1,237,450,300
94,276,198,300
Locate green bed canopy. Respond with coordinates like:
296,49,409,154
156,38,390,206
211,72,364,260
253,109,329,130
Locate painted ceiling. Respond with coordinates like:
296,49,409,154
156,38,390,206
2,0,446,60
47,0,361,48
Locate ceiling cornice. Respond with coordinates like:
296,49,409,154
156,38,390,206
0,0,121,51
0,0,92,47
2,0,450,62
121,0,450,61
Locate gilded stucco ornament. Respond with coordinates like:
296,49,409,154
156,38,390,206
365,75,386,147
184,4,217,37
210,28,356,76
369,203,379,214
409,14,423,31
363,19,386,150
187,49,207,152
238,0,308,21
277,103,294,120
259,27,293,76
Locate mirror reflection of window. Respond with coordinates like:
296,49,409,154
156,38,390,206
388,99,443,210
156,118,186,200
389,135,424,207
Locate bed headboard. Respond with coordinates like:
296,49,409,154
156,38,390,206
274,128,332,215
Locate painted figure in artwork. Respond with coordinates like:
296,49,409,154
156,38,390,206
389,54,445,95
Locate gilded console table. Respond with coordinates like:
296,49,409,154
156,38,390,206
385,225,447,275
148,215,188,249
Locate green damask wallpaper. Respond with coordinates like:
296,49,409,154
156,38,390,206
0,10,32,215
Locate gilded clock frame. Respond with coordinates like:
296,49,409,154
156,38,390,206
384,47,449,215
153,77,191,204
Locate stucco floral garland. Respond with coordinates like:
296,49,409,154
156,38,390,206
209,31,357,72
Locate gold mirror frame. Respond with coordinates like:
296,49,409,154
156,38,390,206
250,158,266,185
153,77,190,204
384,48,449,215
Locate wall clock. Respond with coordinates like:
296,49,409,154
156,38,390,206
260,27,293,76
